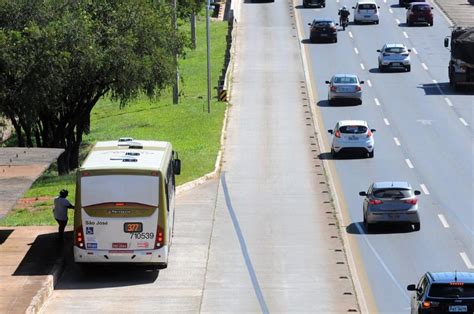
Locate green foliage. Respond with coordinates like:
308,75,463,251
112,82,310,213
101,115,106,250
0,18,229,226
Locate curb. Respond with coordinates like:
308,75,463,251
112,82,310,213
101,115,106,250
26,245,68,314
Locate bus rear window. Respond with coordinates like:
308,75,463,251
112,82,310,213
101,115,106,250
81,175,160,207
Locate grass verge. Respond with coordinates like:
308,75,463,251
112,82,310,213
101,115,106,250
0,17,228,226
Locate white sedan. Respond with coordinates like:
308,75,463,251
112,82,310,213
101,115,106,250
377,44,411,72
328,120,376,158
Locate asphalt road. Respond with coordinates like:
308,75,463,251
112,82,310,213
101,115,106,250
41,0,360,312
296,0,474,312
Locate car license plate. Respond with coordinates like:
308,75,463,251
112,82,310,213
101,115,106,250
417,18,425,21
388,214,400,218
348,136,358,140
320,34,328,37
449,305,468,312
392,63,400,66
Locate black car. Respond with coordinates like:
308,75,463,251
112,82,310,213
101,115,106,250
399,0,426,7
308,19,338,43
407,272,474,313
303,0,325,8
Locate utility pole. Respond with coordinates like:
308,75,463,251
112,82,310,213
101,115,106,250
206,0,211,113
172,0,179,104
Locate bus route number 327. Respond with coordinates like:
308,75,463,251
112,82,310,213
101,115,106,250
124,222,154,239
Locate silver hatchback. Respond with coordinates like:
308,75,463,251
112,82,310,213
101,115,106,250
326,74,364,105
359,181,421,232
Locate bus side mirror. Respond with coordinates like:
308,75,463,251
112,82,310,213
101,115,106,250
173,159,181,175
444,37,449,48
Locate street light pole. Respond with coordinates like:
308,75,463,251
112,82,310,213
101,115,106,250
172,0,179,104
206,0,211,113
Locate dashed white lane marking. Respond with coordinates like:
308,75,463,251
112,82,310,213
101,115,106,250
348,31,353,38
393,137,401,146
460,118,469,126
383,118,390,125
403,31,409,38
460,252,474,269
389,8,393,13
412,47,418,54
420,184,430,195
445,97,453,107
437,214,450,228
360,63,365,70
405,158,414,169
421,63,428,70
367,79,372,87
374,98,381,106
354,47,359,54
395,18,400,24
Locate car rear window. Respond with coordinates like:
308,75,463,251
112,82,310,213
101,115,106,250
428,284,474,298
413,5,430,11
373,189,411,199
339,125,367,134
334,77,357,84
358,3,376,9
314,21,332,26
385,47,407,54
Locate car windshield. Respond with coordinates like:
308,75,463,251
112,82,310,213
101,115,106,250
339,125,367,134
358,4,376,9
413,5,430,11
314,21,332,26
373,189,411,199
428,284,474,298
334,77,357,84
384,47,407,54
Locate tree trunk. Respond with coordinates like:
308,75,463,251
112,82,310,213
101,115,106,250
7,114,25,147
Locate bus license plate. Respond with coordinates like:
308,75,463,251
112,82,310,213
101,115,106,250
124,222,143,233
449,305,467,312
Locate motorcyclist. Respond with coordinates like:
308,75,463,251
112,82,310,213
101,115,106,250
338,6,350,27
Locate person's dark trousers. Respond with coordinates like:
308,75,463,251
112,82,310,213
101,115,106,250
55,219,68,240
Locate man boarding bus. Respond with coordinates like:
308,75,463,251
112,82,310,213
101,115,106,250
73,138,181,269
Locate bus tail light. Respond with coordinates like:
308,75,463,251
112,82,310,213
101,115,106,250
75,225,85,248
155,225,164,248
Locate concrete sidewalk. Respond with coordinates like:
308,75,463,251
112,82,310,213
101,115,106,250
0,227,70,314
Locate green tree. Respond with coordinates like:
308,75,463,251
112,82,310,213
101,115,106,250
0,0,185,174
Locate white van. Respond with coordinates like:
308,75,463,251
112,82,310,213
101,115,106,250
353,1,380,24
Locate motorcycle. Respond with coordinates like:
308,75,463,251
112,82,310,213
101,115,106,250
340,16,349,31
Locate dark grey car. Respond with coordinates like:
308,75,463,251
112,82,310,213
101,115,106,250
359,181,421,232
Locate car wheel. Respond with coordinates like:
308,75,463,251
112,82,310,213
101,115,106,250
334,37,338,43
368,150,374,158
354,19,358,25
331,148,338,159
429,21,433,26
405,65,411,72
375,20,379,25
309,36,314,43
413,222,420,231
408,19,413,26
364,218,372,233
328,98,334,105
379,64,385,73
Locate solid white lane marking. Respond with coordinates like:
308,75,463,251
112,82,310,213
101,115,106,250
405,159,414,169
460,118,469,126
348,31,353,38
420,184,430,195
367,79,372,87
360,63,365,70
445,97,453,107
395,18,400,24
421,63,428,70
383,118,390,125
460,252,474,269
412,47,418,54
374,98,381,106
403,31,408,38
389,8,393,13
393,137,401,146
437,214,450,228
354,47,359,54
